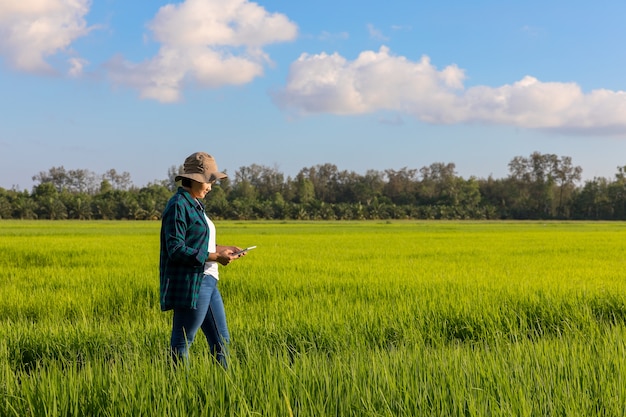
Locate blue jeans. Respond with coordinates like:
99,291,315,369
170,274,230,368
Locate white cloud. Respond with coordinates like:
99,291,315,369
391,24,412,32
0,0,91,74
274,46,464,116
318,31,349,42
107,0,298,103
273,46,626,135
68,57,88,77
367,24,388,41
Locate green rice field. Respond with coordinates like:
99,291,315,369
1,220,625,416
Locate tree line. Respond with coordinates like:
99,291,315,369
1,152,625,221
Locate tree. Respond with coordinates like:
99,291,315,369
230,179,257,202
358,170,385,204
32,166,69,192
416,163,458,205
0,189,13,219
32,182,68,220
607,166,626,219
136,184,171,220
60,191,93,220
204,186,229,218
297,163,340,202
167,165,183,191
478,176,518,219
235,164,285,201
572,178,611,219
552,156,582,218
11,190,38,219
5,157,621,221
293,175,315,204
103,169,132,191
384,167,418,205
506,152,580,219
33,166,99,194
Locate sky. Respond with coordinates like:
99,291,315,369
1,0,625,191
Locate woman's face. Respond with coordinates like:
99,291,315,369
189,179,213,199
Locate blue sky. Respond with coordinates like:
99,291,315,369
1,0,625,190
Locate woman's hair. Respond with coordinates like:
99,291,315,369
181,178,192,187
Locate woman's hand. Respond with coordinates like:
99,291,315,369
215,245,243,265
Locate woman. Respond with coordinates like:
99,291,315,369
159,151,243,368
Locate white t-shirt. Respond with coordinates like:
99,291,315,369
203,213,219,279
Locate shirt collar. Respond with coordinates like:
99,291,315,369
178,187,204,211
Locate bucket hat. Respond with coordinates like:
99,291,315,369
174,152,227,183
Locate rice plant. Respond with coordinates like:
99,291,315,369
1,220,625,416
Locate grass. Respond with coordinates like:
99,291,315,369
1,220,625,416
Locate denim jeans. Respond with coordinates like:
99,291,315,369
170,274,230,368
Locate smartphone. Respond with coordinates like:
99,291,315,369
234,246,256,256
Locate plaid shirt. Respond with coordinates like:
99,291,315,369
159,187,210,311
